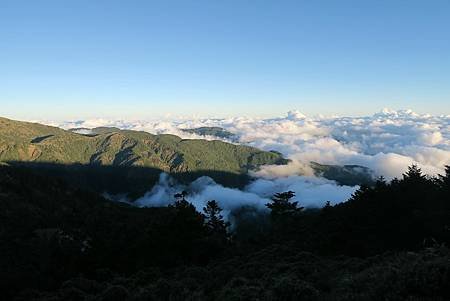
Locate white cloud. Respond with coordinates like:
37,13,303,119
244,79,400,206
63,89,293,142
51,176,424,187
136,173,357,216
46,109,450,208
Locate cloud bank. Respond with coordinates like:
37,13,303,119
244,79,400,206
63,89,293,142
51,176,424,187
135,173,356,217
47,109,450,209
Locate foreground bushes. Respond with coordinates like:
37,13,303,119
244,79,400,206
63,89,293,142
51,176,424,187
15,245,450,301
1,165,450,300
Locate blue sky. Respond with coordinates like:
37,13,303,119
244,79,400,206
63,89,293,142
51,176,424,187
1,0,449,120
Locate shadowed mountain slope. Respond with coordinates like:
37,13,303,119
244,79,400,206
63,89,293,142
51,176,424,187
0,117,289,196
0,117,286,174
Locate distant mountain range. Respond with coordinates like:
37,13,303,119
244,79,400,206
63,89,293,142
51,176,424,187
0,117,374,196
310,162,374,186
179,127,374,186
181,126,237,140
0,117,285,172
0,117,287,195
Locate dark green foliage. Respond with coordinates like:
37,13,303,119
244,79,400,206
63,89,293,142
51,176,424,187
266,191,303,218
181,127,237,140
403,164,427,181
6,162,257,198
0,166,211,299
0,117,285,176
203,200,230,236
172,190,191,209
18,245,450,301
310,161,375,186
0,116,287,196
2,164,450,300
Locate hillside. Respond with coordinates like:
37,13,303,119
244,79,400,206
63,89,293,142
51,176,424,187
0,117,287,195
0,117,377,194
310,162,374,186
181,126,237,140
0,117,285,172
1,163,449,300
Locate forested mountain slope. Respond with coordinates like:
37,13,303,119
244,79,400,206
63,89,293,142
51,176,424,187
0,117,287,195
0,117,285,173
1,163,449,300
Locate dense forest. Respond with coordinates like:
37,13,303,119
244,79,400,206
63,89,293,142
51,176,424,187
1,164,450,300
0,117,374,196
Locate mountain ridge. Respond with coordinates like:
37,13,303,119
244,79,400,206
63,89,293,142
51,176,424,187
0,117,375,193
0,117,288,194
0,116,286,173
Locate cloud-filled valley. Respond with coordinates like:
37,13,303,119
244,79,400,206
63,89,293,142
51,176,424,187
47,109,450,211
133,173,356,219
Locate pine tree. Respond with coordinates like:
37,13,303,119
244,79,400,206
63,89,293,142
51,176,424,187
170,190,204,226
172,190,193,210
203,200,229,236
403,164,426,182
266,191,303,218
168,191,205,256
438,165,450,189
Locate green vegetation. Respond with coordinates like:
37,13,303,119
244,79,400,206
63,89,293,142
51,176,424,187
3,117,447,299
310,161,375,186
181,126,237,140
0,117,376,192
0,117,283,173
0,117,286,194
1,164,449,300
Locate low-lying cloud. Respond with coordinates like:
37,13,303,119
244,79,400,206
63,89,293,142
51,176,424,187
135,173,356,216
47,109,450,209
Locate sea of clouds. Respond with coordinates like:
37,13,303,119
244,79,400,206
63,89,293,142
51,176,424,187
46,109,450,212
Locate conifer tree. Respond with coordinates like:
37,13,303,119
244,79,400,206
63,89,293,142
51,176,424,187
403,164,426,182
266,191,303,218
172,191,198,213
203,200,229,236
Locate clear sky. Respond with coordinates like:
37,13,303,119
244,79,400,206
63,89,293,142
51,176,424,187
1,0,449,120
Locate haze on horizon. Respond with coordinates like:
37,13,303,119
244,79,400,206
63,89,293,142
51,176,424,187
1,0,450,120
